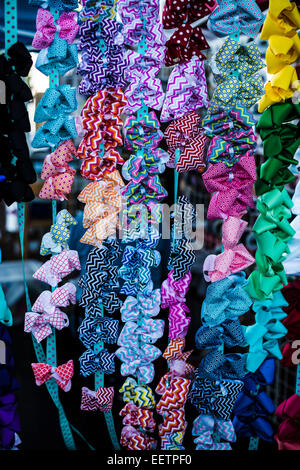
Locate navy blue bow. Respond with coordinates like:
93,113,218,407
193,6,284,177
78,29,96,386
79,348,115,376
78,317,119,349
196,319,246,350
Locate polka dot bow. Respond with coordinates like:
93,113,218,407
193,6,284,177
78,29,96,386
162,0,217,29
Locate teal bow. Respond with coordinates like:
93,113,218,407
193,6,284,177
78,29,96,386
34,85,77,123
36,35,77,77
32,115,77,149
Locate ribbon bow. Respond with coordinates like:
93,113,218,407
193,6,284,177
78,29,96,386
32,9,79,49
203,217,255,282
116,344,161,384
165,24,209,66
31,114,77,149
156,375,190,413
120,403,156,433
192,415,236,450
160,431,185,450
34,85,77,123
260,0,300,40
197,350,247,381
78,317,119,349
119,377,156,409
266,34,300,74
120,425,157,450
117,319,164,349
33,250,81,287
208,0,264,37
80,386,114,412
40,210,77,256
120,290,161,322
162,0,216,28
258,65,300,113
161,56,209,122
233,358,275,441
196,319,246,350
275,394,300,450
123,111,163,151
164,111,207,172
79,348,115,376
203,156,256,219
168,240,196,281
121,172,167,206
31,360,74,392
36,36,78,77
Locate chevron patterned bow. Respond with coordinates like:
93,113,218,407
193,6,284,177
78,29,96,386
80,149,124,181
120,18,165,49
79,348,115,376
120,290,161,322
120,403,156,433
80,386,114,412
32,8,79,50
33,250,81,287
208,0,263,37
162,0,216,28
192,415,236,450
122,149,169,183
120,425,157,450
79,265,119,295
160,431,185,450
78,317,119,349
203,216,255,282
165,24,209,66
123,111,163,151
119,377,156,409
164,111,207,172
196,319,246,351
116,343,161,384
168,239,196,281
118,318,164,348
156,375,190,414
163,338,195,378
161,56,209,122
35,34,78,77
31,360,74,392
121,172,167,206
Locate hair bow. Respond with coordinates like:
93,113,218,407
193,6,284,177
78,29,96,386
79,348,115,376
233,358,275,441
32,114,77,149
163,338,195,377
203,157,256,219
208,0,264,37
32,8,79,50
121,172,167,206
78,317,119,349
161,56,209,122
165,24,209,67
258,65,300,113
164,112,207,172
190,374,244,420
80,386,114,412
0,286,13,327
123,111,163,151
168,240,196,281
266,34,300,75
156,374,190,414
120,403,156,433
33,250,81,287
275,394,300,450
120,425,157,450
29,0,79,9
119,377,156,409
31,360,74,392
118,0,159,23
196,319,246,350
36,36,78,77
197,350,247,381
116,343,161,384
260,0,300,41
80,149,124,181
118,319,164,349
122,149,169,183
119,18,165,50
40,210,77,256
160,431,185,451
162,0,216,28
120,290,161,323
203,217,255,282
79,264,119,296
34,85,77,123
245,292,288,373
192,415,236,450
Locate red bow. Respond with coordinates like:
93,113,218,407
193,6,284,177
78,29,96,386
162,0,217,29
164,111,207,172
275,394,300,450
80,149,124,181
31,360,74,392
80,386,114,412
165,24,209,66
120,403,156,433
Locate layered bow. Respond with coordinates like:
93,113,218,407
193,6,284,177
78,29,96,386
196,319,246,350
165,24,209,66
32,8,79,49
31,114,77,149
116,343,161,384
161,56,209,122
168,240,196,281
40,209,77,256
80,386,114,412
33,250,81,287
119,377,156,409
203,217,255,282
275,394,300,450
208,0,263,37
123,111,163,151
118,319,164,349
192,415,236,451
79,349,115,376
120,290,161,322
260,0,300,40
35,36,78,77
120,403,156,433
120,425,157,450
162,0,216,28
31,360,74,392
258,65,300,113
122,149,169,184
78,317,119,349
197,350,246,381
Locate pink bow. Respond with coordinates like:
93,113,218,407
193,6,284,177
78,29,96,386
203,217,255,282
80,386,114,412
31,360,74,392
32,8,79,49
39,140,77,201
33,250,81,287
202,156,256,219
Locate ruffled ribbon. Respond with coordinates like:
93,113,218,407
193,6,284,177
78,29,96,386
31,360,74,392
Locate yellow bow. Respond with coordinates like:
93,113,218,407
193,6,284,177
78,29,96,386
258,65,300,113
261,0,300,40
266,34,300,74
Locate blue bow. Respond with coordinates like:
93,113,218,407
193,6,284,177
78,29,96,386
29,0,78,10
197,350,247,381
36,36,78,77
196,319,246,350
80,291,122,315
34,85,77,123
201,271,252,327
31,115,77,149
78,317,119,349
79,348,115,376
79,265,119,294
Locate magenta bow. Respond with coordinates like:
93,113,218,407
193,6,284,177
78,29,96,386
32,8,79,49
33,250,81,287
202,156,256,219
203,217,255,282
80,386,114,412
161,270,192,339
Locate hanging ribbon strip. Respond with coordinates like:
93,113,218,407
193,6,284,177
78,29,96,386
76,0,124,450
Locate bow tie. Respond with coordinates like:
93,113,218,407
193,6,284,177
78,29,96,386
40,210,77,256
196,319,246,350
165,24,209,66
116,344,161,384
161,56,209,122
119,377,156,409
79,349,115,376
192,415,236,451
203,217,255,282
0,286,13,327
32,114,77,149
208,0,264,37
120,425,157,451
78,317,119,349
120,403,156,433
31,360,74,392
120,290,161,322
162,0,216,28
80,386,114,412
36,35,78,77
276,394,300,450
33,250,81,287
203,156,256,219
32,8,79,50
164,112,207,172
34,85,77,123
123,111,163,151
